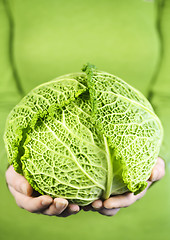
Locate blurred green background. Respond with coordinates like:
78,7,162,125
0,0,170,239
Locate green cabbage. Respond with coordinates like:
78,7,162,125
4,64,163,206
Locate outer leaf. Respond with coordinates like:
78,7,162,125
4,73,87,170
4,72,109,205
83,64,163,195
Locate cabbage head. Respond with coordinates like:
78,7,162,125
4,64,163,206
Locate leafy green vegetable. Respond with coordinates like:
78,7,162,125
4,64,163,206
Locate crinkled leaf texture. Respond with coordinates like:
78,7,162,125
4,65,163,206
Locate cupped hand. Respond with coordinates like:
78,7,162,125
5,165,80,217
84,157,165,216
6,157,165,217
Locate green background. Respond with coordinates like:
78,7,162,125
0,0,170,239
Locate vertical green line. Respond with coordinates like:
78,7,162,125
3,0,25,97
147,0,165,102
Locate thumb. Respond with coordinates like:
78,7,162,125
6,165,33,196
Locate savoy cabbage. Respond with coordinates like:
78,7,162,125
4,64,163,206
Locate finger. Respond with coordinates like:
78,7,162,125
42,198,68,216
91,199,103,210
57,203,80,217
98,208,120,216
6,165,33,196
149,157,165,182
104,193,134,209
8,185,53,213
67,203,80,214
103,187,149,210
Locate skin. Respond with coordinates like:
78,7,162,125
5,157,165,217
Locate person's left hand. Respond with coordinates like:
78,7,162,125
83,157,165,216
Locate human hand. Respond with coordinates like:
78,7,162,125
6,157,165,217
83,157,165,216
5,165,80,217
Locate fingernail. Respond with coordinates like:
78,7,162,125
92,205,101,210
70,205,79,213
42,198,53,206
104,200,113,209
92,201,102,209
56,199,68,209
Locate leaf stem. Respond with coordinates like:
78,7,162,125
102,136,113,199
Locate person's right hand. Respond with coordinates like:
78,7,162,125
6,165,80,217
